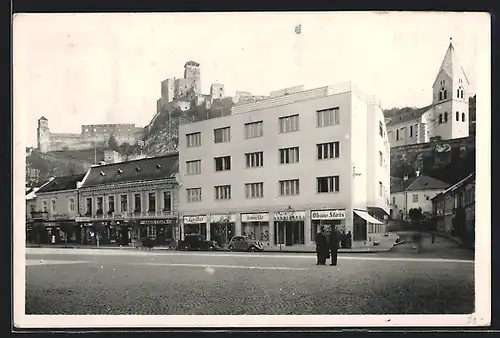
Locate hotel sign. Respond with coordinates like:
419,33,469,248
241,213,270,223
311,209,346,220
183,215,207,224
274,211,306,221
210,214,237,223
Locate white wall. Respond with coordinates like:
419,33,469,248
391,188,446,218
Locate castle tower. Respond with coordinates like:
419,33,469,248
37,116,51,153
161,78,175,103
431,38,470,141
210,83,225,99
183,61,201,94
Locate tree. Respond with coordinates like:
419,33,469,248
108,135,119,151
408,208,424,222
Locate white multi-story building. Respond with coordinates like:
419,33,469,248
177,82,390,249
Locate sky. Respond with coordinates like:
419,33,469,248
14,12,488,147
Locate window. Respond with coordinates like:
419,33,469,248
134,194,141,212
279,179,300,196
379,151,383,166
400,127,405,140
42,200,48,212
187,188,202,202
120,195,128,212
68,197,75,212
444,112,448,122
215,156,231,171
317,176,339,193
96,197,103,214
462,113,466,122
379,182,383,196
392,196,396,205
439,88,447,100
108,196,115,213
410,125,413,137
279,146,299,164
163,191,171,211
214,127,231,143
186,159,201,175
245,182,264,198
51,199,56,213
244,121,263,139
245,151,264,168
186,132,201,148
85,198,92,215
439,114,443,124
148,192,156,212
317,141,340,160
396,129,399,141
379,121,383,137
279,114,299,133
412,194,419,202
456,111,459,121
317,108,339,127
215,185,231,200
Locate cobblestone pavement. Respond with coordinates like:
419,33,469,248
25,250,474,315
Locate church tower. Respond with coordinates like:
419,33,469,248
37,116,51,153
431,38,470,141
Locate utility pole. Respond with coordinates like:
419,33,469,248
94,142,97,164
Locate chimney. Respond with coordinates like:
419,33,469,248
403,174,409,181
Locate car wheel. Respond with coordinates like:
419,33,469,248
249,245,257,252
228,245,235,251
183,244,190,251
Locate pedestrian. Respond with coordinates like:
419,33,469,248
328,226,340,266
51,234,56,245
431,232,435,244
315,226,329,265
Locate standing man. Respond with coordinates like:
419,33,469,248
328,226,340,266
315,226,329,265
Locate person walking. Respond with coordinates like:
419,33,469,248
328,226,340,266
315,226,329,265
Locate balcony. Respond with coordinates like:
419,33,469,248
87,210,176,221
31,211,49,221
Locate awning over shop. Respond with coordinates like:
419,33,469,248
354,210,383,225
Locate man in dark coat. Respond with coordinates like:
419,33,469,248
315,226,329,265
328,226,340,266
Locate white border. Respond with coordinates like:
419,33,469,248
13,12,491,328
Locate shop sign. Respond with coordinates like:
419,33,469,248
210,214,237,223
274,211,306,221
75,216,91,222
241,213,269,222
139,219,173,225
51,213,68,220
113,214,126,219
183,215,207,224
311,209,346,220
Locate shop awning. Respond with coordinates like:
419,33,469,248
354,210,383,224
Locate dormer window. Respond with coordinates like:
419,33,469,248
135,166,141,172
156,164,162,170
117,169,123,174
100,171,106,177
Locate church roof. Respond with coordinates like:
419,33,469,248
385,105,433,127
433,41,470,87
39,116,48,121
184,61,200,67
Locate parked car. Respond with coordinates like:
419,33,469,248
177,234,219,251
227,236,265,252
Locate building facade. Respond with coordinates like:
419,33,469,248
177,82,390,248
431,172,475,247
76,154,180,246
31,174,85,244
390,173,450,220
386,40,471,147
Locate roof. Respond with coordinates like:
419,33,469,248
436,172,475,198
37,174,86,194
184,61,200,67
385,105,433,127
80,154,179,188
391,174,450,193
432,41,470,87
38,116,48,121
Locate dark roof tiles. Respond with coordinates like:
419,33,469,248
80,154,178,188
391,174,450,193
37,174,86,193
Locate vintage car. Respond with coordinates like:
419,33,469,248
177,234,219,251
227,236,265,252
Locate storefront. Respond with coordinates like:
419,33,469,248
183,215,207,239
210,214,236,246
310,209,346,241
139,219,175,245
241,213,270,244
352,209,383,242
273,210,306,246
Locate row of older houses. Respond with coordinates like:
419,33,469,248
26,154,179,246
